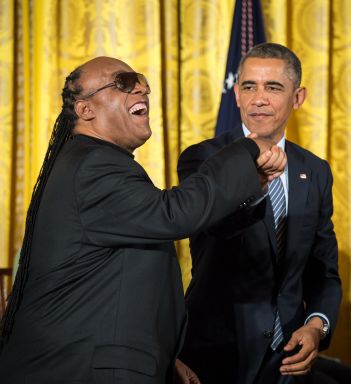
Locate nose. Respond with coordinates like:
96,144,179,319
251,89,269,106
131,81,150,95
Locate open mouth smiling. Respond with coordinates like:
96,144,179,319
129,102,148,116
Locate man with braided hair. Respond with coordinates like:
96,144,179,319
0,57,285,383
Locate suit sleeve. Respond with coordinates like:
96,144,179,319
178,139,266,238
302,160,342,349
76,140,263,247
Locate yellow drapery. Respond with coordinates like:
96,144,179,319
0,0,350,362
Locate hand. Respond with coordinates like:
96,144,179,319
257,145,287,180
280,320,322,376
175,358,201,384
248,134,287,187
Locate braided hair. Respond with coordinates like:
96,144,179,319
0,66,84,339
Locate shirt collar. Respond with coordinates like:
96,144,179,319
242,123,286,150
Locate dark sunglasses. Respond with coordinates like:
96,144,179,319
79,72,150,99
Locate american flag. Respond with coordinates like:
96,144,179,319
215,0,266,136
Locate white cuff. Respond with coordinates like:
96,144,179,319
305,312,330,330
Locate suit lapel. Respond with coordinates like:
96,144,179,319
285,142,311,258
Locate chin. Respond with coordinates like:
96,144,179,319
249,125,273,137
143,128,152,141
135,130,152,149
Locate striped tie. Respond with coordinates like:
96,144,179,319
269,177,287,350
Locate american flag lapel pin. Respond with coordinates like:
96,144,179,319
299,173,307,179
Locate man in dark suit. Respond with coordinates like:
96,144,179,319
0,56,285,383
178,43,341,384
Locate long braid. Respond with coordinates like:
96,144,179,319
0,67,83,340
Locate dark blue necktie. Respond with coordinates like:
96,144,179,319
269,177,287,350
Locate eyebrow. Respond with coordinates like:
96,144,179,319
265,81,285,88
241,80,285,88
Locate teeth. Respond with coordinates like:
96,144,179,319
129,102,147,115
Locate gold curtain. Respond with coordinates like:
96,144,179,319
0,0,350,362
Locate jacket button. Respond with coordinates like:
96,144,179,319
263,330,273,339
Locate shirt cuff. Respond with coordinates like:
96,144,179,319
305,312,330,330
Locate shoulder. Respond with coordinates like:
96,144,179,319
286,141,333,188
63,136,144,178
287,141,331,170
69,135,134,160
177,131,239,180
179,130,238,163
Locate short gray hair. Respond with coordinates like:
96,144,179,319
238,42,302,88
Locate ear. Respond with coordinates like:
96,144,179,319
293,87,306,110
74,100,95,121
233,83,240,107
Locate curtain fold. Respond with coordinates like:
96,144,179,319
0,0,350,362
0,0,15,270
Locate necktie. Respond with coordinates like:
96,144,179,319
269,177,287,350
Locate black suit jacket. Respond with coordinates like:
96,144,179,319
0,134,263,384
177,128,341,384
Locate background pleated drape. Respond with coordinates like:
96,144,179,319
0,0,350,363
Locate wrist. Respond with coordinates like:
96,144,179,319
307,316,329,340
